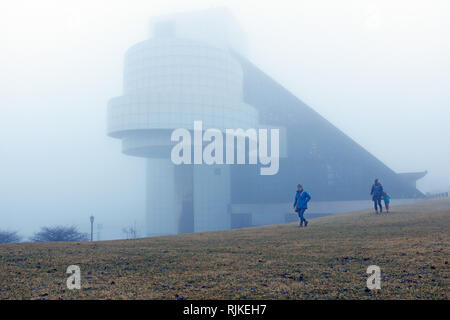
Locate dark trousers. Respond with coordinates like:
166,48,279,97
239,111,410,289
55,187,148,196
373,198,383,212
298,208,307,225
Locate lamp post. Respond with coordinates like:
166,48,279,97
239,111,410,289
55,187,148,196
90,216,94,241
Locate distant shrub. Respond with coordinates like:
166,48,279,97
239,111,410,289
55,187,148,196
122,226,138,240
0,230,21,244
31,226,88,242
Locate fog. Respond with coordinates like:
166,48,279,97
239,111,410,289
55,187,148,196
1,0,449,240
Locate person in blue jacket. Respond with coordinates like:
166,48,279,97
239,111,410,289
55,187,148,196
370,178,384,214
293,184,312,227
383,192,391,213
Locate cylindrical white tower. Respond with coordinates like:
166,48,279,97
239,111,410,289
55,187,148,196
107,9,259,236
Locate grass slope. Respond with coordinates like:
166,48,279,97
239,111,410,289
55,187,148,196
0,199,449,300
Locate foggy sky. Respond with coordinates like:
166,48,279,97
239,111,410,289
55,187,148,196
1,0,449,240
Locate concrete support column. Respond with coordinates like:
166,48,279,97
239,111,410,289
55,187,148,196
193,165,231,232
145,158,177,236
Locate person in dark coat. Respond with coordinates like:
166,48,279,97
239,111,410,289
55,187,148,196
293,184,312,227
370,178,384,214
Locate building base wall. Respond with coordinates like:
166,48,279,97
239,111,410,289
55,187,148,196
146,159,231,236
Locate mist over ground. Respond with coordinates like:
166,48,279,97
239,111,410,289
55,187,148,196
1,0,449,240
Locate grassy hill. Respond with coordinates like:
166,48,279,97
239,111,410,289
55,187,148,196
0,199,449,300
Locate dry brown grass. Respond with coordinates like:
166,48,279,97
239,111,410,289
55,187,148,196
0,199,449,300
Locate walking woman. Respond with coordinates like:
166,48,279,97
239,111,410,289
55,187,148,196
370,178,384,214
293,184,312,227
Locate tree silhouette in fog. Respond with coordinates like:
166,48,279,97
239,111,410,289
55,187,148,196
31,226,88,242
0,230,21,244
